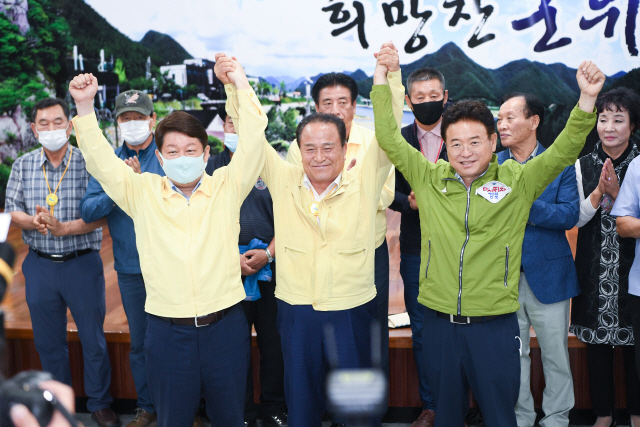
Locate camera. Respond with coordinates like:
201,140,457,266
0,241,57,427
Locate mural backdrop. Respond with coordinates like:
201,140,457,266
1,0,640,201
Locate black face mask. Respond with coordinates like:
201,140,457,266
411,99,444,126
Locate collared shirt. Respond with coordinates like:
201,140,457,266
5,144,102,253
228,82,397,311
416,120,444,163
508,143,539,165
302,173,342,225
611,155,640,297
285,70,404,247
170,177,203,201
73,86,267,318
80,137,165,274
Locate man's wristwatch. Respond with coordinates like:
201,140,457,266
265,248,274,263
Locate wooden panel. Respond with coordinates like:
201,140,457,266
1,214,630,408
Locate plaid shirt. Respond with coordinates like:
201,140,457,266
5,144,102,253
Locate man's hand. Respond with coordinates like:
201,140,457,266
376,42,400,72
245,249,269,271
38,212,68,237
373,42,399,85
214,53,235,85
576,61,605,113
69,73,98,117
32,205,48,235
408,191,418,210
601,158,620,199
240,254,258,276
124,156,142,174
10,380,81,427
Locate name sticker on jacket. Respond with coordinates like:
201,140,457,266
476,181,511,203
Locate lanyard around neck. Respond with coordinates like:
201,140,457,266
41,146,73,214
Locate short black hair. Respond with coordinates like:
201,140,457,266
407,67,445,97
311,73,358,106
155,111,208,151
596,87,640,135
296,113,347,147
31,98,70,123
441,100,496,142
501,92,545,129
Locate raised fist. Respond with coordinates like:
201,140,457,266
214,53,235,85
69,73,98,103
576,61,605,98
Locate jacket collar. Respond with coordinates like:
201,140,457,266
161,173,212,199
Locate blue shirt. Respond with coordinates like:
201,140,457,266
79,138,164,274
611,155,640,297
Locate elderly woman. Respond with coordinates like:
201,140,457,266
571,86,640,427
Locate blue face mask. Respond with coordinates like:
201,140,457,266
224,133,239,153
159,153,206,185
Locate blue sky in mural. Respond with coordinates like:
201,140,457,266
85,0,640,77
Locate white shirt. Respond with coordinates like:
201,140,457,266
574,160,599,228
302,172,342,225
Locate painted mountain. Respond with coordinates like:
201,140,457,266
51,0,192,78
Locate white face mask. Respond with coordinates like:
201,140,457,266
120,119,151,146
159,153,206,185
224,133,239,153
38,126,69,152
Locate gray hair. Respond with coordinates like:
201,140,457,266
407,67,445,97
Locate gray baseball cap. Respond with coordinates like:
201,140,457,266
115,90,154,118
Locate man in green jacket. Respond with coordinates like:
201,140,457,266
371,56,604,426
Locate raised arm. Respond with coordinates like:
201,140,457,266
215,54,269,201
520,61,602,201
70,74,142,217
372,46,432,190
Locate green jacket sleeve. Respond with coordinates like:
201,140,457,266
371,84,433,190
520,104,596,202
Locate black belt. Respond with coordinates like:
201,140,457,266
152,305,235,327
435,311,500,324
32,248,93,263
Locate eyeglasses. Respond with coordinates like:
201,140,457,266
446,137,490,155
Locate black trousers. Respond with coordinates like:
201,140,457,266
242,262,287,421
633,295,640,382
586,342,640,416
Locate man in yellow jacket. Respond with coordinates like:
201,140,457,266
285,67,402,396
69,57,266,427
221,43,402,427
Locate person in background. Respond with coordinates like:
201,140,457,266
5,97,119,427
389,67,448,427
571,86,640,427
206,110,287,427
497,92,580,427
80,90,167,427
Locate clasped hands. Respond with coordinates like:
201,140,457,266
598,158,620,199
32,205,67,237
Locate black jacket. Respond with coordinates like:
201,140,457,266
389,122,447,256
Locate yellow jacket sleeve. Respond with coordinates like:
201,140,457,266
224,84,269,202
